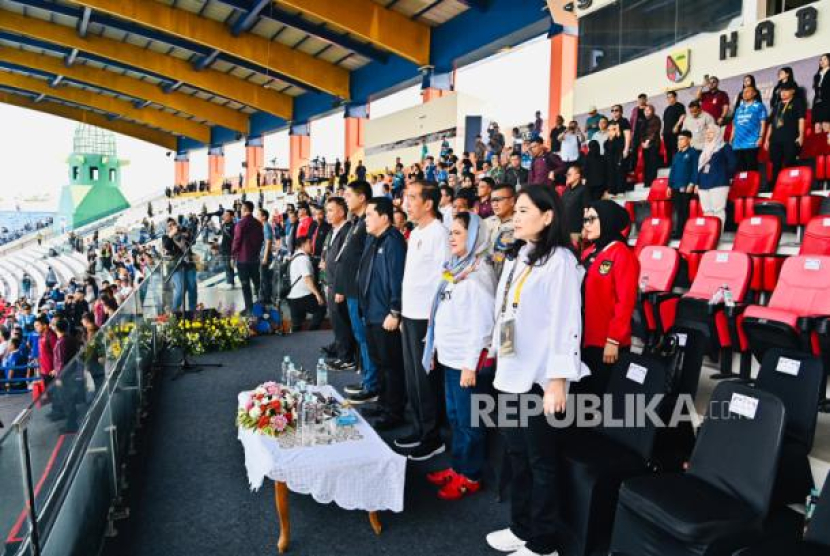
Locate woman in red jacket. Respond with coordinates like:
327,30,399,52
576,200,639,396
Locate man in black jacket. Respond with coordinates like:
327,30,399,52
219,209,235,288
321,197,354,370
355,197,407,429
503,152,529,187
335,181,377,403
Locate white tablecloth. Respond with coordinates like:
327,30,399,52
237,386,407,512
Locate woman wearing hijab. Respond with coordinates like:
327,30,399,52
584,140,607,200
574,201,639,397
640,104,663,189
421,211,495,500
696,125,736,228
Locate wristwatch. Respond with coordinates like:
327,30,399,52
389,310,401,319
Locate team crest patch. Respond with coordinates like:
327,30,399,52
599,260,613,275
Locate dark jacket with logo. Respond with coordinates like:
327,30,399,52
358,227,407,325
334,215,367,299
323,221,353,289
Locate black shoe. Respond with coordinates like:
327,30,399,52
373,415,405,431
328,359,356,371
405,441,446,462
347,390,379,404
320,344,336,357
393,433,421,449
344,383,364,395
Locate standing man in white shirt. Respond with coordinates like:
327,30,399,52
396,181,450,461
439,184,455,230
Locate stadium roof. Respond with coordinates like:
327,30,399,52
0,0,552,153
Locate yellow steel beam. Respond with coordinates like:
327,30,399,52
0,10,292,118
274,0,430,66
68,0,350,99
0,71,210,142
0,91,177,150
0,46,248,133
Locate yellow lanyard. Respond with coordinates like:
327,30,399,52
500,263,533,316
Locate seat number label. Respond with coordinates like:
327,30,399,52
626,363,648,384
729,393,759,419
775,357,800,376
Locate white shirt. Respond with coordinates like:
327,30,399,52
682,111,716,151
434,263,497,371
372,181,386,197
492,245,589,394
288,252,314,299
402,219,449,320
439,205,454,231
560,132,581,162
593,130,608,154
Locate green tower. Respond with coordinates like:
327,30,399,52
58,124,131,229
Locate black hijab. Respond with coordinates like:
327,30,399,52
583,200,630,269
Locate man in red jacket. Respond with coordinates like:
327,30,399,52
232,200,264,315
34,316,58,383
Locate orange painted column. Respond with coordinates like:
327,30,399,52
208,148,225,192
344,117,365,161
245,136,264,189
548,31,579,137
422,88,447,103
289,130,310,187
174,155,189,187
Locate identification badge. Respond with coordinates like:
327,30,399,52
499,318,517,357
703,164,711,174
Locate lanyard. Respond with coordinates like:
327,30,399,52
499,260,532,317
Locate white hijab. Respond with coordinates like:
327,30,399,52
698,125,725,170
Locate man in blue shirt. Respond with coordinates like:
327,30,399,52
731,86,767,172
257,207,275,306
669,130,700,238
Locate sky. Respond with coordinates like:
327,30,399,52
0,35,551,211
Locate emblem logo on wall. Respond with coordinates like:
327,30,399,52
666,49,691,83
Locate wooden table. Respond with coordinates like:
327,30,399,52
273,481,382,553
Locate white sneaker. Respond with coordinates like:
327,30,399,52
509,547,558,556
486,529,526,552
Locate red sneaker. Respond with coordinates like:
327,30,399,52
426,468,457,486
437,474,481,500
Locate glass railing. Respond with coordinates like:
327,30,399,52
0,239,187,556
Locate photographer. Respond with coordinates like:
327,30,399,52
163,218,197,315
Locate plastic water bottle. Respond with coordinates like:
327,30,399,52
316,358,328,387
723,285,735,308
286,363,297,390
639,275,649,293
281,355,291,384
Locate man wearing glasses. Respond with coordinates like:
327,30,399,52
697,75,730,126
484,182,516,277
609,104,632,173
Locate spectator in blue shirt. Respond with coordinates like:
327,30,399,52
668,130,700,238
424,156,437,182
731,86,767,172
2,337,28,390
697,125,736,228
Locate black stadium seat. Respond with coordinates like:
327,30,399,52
609,381,786,556
558,353,668,556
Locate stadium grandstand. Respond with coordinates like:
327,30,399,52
0,1,830,556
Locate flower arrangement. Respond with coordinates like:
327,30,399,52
237,382,297,437
160,314,250,355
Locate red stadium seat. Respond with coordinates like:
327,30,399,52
816,154,828,187
801,217,830,256
633,217,671,257
754,166,822,227
654,251,752,378
634,246,680,347
732,215,782,294
730,171,762,225
677,216,721,284
625,177,672,230
742,256,830,404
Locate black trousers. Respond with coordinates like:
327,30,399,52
672,190,692,238
366,323,406,420
642,144,661,189
501,386,562,554
663,133,678,166
326,286,355,361
402,318,443,444
236,261,260,314
259,264,273,305
287,294,326,332
769,139,800,188
222,252,234,286
734,148,759,173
